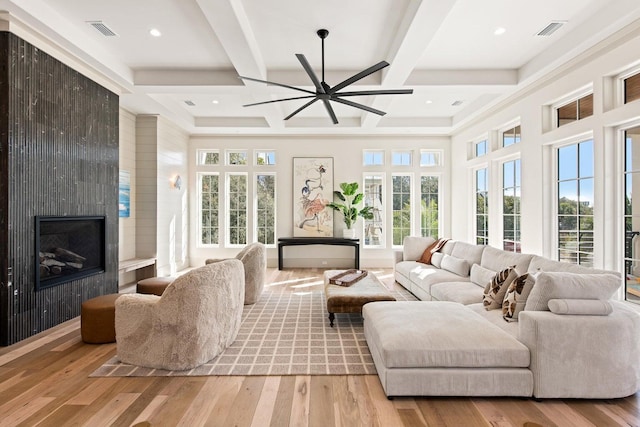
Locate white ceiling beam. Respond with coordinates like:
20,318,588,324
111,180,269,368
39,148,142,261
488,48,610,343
195,0,284,129
407,69,518,86
362,0,459,128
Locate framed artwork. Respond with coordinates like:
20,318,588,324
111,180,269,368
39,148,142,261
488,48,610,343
119,170,131,218
293,157,333,237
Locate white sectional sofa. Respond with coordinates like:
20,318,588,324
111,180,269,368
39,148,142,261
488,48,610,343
364,236,640,399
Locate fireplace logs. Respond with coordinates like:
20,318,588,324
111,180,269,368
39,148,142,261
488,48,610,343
39,249,86,278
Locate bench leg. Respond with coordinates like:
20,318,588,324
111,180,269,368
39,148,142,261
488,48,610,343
329,313,335,327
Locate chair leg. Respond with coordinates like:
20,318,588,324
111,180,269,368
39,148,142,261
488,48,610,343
329,313,335,327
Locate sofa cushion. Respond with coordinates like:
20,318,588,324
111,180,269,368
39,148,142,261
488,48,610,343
524,272,620,311
431,252,444,268
450,241,485,267
431,282,484,305
403,236,436,261
409,266,469,296
441,254,470,277
482,267,518,310
395,261,427,280
481,246,533,275
362,301,530,368
502,273,537,322
548,298,613,316
468,303,519,337
470,263,496,288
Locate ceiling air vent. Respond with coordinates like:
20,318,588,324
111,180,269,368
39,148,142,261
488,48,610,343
86,21,118,37
536,21,566,37
451,100,464,106
184,100,196,106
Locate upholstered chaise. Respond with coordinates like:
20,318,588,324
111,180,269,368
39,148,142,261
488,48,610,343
206,242,266,304
115,259,244,371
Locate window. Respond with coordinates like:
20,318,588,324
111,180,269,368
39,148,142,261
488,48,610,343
197,150,219,165
502,159,521,252
475,168,488,245
199,173,219,245
557,94,593,127
502,126,521,147
392,151,412,166
625,72,640,104
363,150,384,166
392,175,411,245
420,176,439,238
363,175,384,247
227,173,247,245
255,174,276,245
557,140,594,266
624,125,640,303
256,151,276,165
475,140,488,157
227,150,247,165
420,151,441,167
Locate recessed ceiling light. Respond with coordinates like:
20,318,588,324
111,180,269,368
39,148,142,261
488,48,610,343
425,100,433,104
149,28,162,37
494,27,506,36
212,100,219,104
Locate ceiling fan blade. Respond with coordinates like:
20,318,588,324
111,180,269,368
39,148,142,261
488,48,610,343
329,61,389,94
322,100,338,124
332,97,386,116
243,95,316,107
295,54,325,93
335,89,414,97
239,75,316,95
284,98,319,120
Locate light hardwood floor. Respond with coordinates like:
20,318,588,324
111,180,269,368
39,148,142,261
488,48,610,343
1,268,639,427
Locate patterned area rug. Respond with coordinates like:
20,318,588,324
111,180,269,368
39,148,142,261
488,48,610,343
91,281,416,377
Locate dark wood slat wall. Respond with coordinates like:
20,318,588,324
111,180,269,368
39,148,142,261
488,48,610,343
0,32,119,345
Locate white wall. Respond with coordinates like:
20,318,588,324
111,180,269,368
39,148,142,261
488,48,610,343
118,108,137,285
450,23,640,272
189,135,450,268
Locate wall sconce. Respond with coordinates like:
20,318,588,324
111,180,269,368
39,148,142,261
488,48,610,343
172,175,182,190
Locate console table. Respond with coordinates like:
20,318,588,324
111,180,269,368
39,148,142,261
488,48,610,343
277,237,360,270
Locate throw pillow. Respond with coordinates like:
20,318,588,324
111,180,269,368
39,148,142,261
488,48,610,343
547,299,613,315
418,238,449,264
502,272,537,322
524,272,620,312
430,252,444,268
470,264,496,288
482,266,517,310
441,254,471,277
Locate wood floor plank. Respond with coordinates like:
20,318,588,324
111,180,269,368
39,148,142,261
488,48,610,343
290,376,311,427
482,399,558,427
393,399,428,426
143,377,208,426
130,395,169,426
65,378,120,405
308,376,334,427
530,400,596,427
220,376,266,427
417,398,491,427
0,396,55,426
269,376,296,427
347,375,380,427
82,392,141,427
596,402,640,426
202,376,243,426
363,375,404,427
176,377,226,427
250,376,281,427
332,376,360,427
31,404,85,427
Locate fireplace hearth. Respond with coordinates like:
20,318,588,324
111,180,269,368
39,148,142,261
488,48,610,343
35,216,106,291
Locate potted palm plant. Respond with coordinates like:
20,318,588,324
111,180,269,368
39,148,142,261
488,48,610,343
327,182,374,238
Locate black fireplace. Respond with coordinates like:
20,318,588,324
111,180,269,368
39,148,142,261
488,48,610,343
35,216,106,291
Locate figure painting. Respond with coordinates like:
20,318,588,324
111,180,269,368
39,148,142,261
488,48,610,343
293,157,333,237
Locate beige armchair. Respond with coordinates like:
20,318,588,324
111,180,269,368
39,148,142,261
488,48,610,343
115,259,244,371
206,242,266,304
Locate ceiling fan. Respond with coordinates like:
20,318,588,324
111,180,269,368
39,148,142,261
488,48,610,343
239,29,413,124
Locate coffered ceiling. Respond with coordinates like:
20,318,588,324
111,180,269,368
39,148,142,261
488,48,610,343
2,0,640,135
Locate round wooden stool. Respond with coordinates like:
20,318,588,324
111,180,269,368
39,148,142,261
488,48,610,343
81,293,120,344
136,276,173,296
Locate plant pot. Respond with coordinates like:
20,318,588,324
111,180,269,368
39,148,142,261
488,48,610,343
342,229,356,239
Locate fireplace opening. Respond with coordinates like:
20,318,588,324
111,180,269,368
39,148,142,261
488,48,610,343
35,216,106,291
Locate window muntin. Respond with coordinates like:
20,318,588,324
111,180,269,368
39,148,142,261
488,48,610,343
392,175,412,245
557,140,594,266
255,174,276,245
475,168,488,245
502,125,521,147
624,126,640,304
363,175,384,247
502,159,521,252
197,150,219,165
624,72,640,104
420,176,439,238
199,173,219,245
256,151,276,165
363,150,384,166
227,150,248,165
475,140,488,157
227,173,247,246
392,151,412,166
420,151,441,167
557,94,593,127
